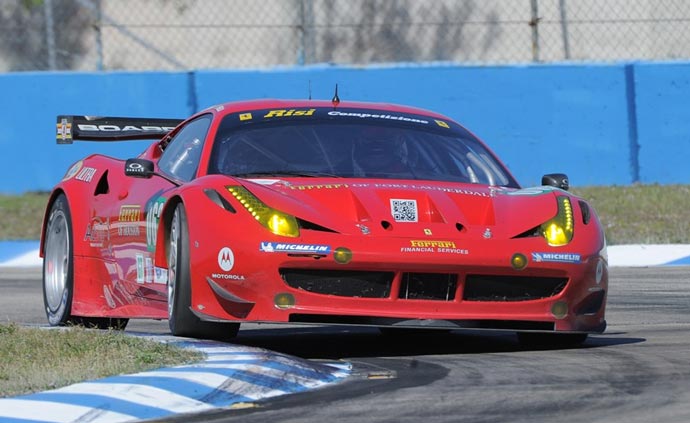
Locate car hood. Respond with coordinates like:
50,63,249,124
238,178,562,240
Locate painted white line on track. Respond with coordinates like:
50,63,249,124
0,398,136,422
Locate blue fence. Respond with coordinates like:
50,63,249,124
1,62,689,194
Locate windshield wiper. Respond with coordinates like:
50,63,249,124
230,170,342,178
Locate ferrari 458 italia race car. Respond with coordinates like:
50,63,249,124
42,97,607,345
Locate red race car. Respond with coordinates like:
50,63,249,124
42,98,607,345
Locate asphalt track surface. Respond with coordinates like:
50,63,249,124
1,267,690,423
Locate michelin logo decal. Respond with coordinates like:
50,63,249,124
260,242,331,254
532,252,581,263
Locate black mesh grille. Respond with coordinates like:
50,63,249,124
399,273,457,301
280,269,394,298
463,275,567,302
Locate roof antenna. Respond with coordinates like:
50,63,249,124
308,80,312,100
331,83,340,107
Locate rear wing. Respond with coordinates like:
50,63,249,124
56,115,184,144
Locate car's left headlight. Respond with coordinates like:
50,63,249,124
227,186,300,238
540,196,574,246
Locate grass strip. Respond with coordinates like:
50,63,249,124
0,323,202,398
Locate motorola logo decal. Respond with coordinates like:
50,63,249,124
217,247,235,272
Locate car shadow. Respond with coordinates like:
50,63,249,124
228,325,645,359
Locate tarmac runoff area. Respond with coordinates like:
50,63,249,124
1,241,689,422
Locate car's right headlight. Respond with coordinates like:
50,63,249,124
227,186,300,238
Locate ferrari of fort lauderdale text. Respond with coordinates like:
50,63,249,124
42,98,607,345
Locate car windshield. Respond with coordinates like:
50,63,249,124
208,110,518,187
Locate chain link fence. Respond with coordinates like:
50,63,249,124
2,0,690,72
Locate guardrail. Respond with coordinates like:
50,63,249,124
1,61,688,193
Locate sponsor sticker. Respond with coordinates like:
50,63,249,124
118,205,142,236
260,242,331,254
390,199,418,222
211,273,246,280
435,119,450,128
84,216,109,247
77,124,176,132
119,205,141,222
264,109,315,118
126,161,147,175
57,118,72,142
532,252,581,263
239,112,253,121
218,247,235,272
289,183,349,190
146,196,166,251
154,266,168,284
136,254,145,283
401,240,469,255
63,160,82,181
75,167,97,182
145,257,153,283
328,110,429,124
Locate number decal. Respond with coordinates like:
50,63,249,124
146,197,166,252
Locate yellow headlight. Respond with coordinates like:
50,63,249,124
541,196,574,246
267,212,299,237
228,186,300,237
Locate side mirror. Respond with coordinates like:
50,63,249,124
542,173,569,191
125,158,154,179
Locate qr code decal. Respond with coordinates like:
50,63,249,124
390,199,418,222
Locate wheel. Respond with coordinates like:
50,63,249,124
167,203,239,340
43,194,75,326
517,332,588,348
43,194,129,330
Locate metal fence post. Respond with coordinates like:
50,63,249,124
297,0,305,65
559,0,571,60
95,0,104,71
530,0,540,62
44,0,57,70
297,0,314,66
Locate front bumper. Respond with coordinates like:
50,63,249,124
189,235,608,334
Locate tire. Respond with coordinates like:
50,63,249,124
517,332,588,348
43,194,75,326
167,203,239,340
43,194,129,330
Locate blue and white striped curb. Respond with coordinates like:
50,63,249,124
0,240,40,267
606,244,690,266
3,241,690,267
0,336,351,423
